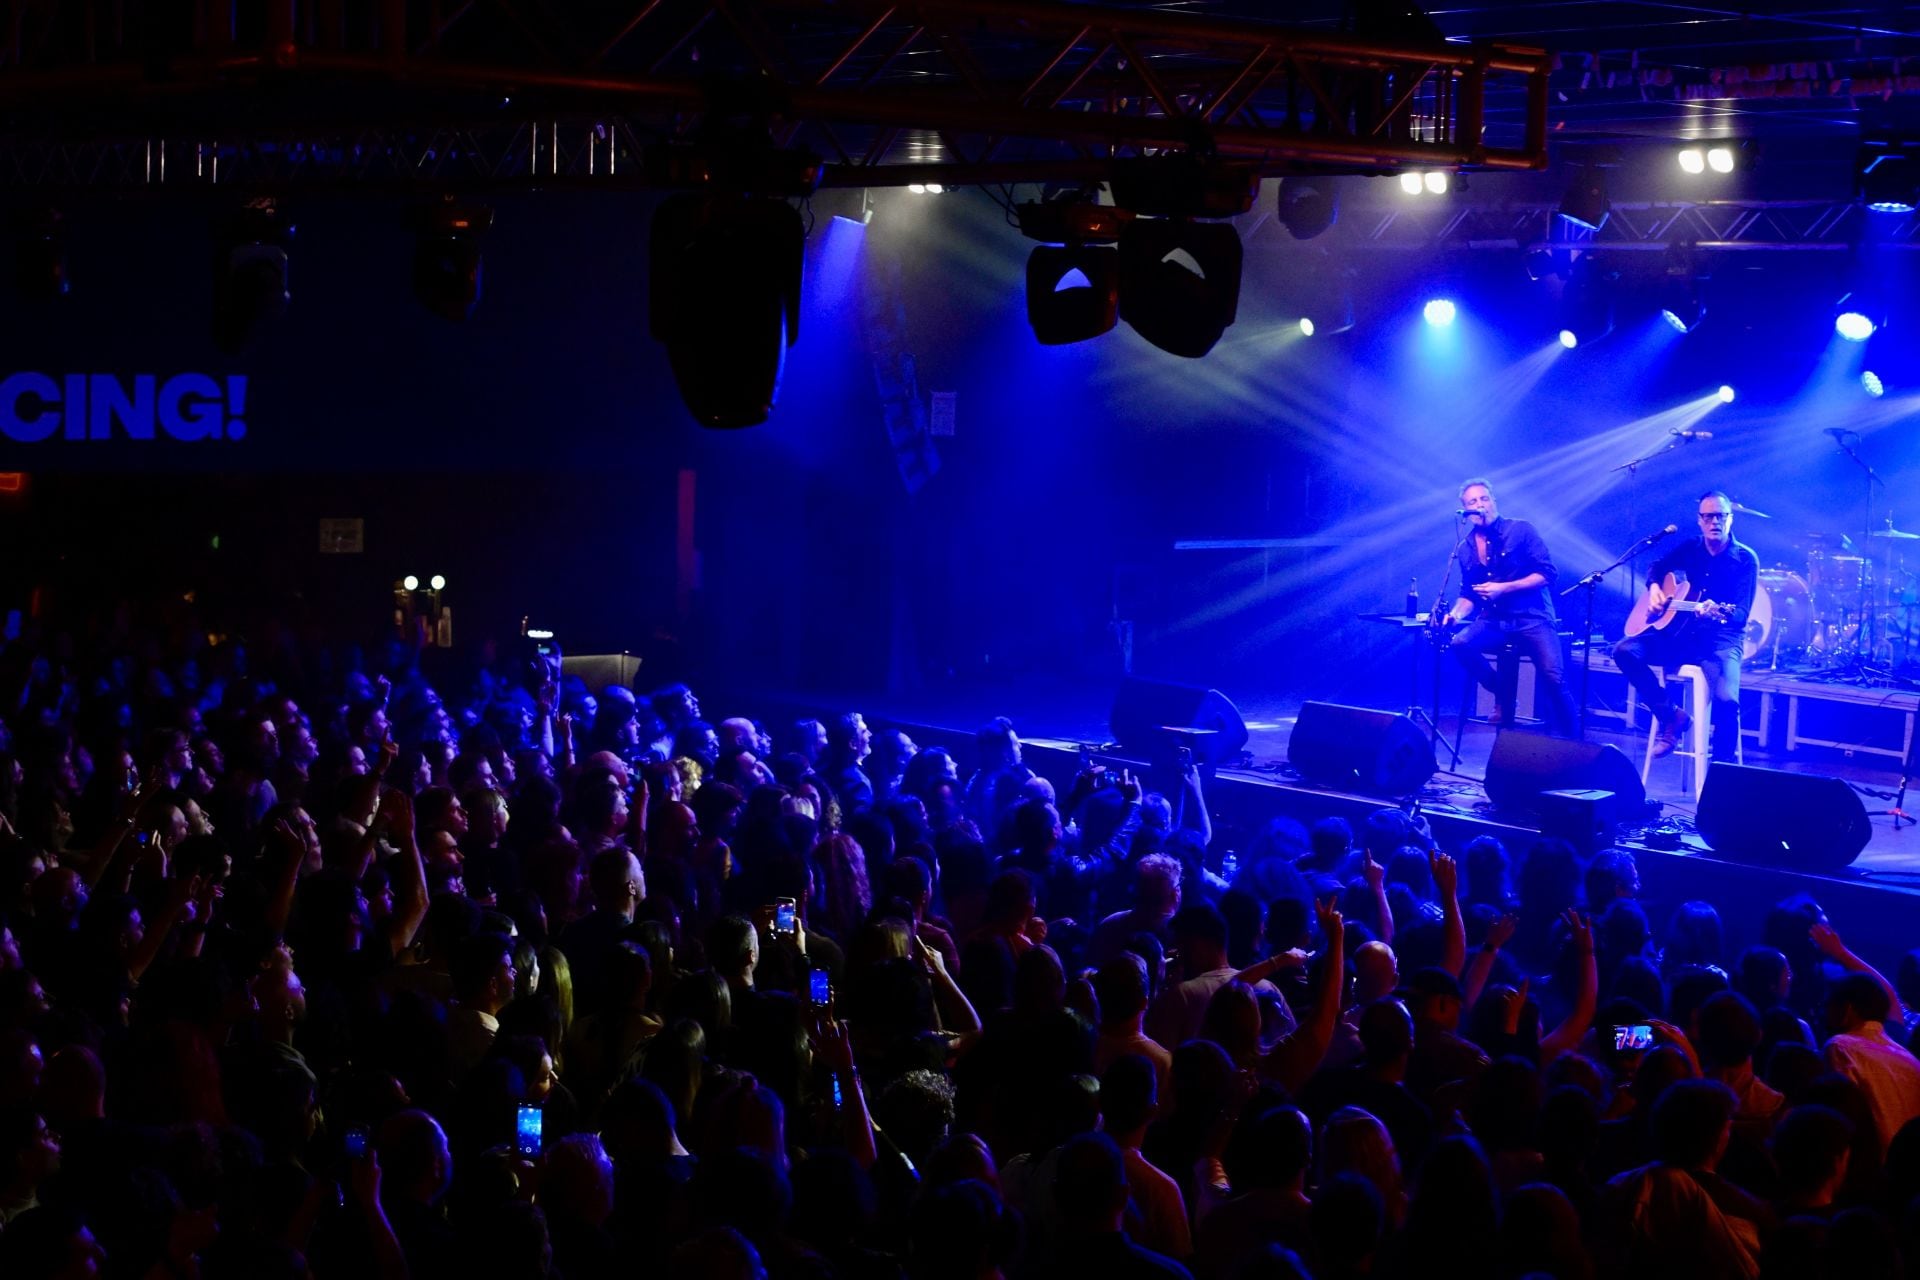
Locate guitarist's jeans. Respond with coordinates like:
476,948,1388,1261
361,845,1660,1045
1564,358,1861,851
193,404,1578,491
1448,617,1577,737
1611,631,1743,756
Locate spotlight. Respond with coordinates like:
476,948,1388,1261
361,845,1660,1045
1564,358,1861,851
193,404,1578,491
1677,149,1706,175
649,192,807,428
1706,147,1735,174
1558,254,1616,346
1423,298,1457,327
1299,317,1316,337
1859,146,1919,213
1118,219,1244,357
1658,245,1707,335
1717,384,1735,403
1558,329,1578,349
403,575,420,591
1399,172,1423,195
1423,171,1450,195
13,207,67,300
412,198,493,321
430,574,447,590
907,183,927,194
1835,310,1877,342
212,197,293,352
1276,177,1339,240
1025,242,1121,345
1018,195,1126,346
1863,370,1886,398
1558,167,1611,231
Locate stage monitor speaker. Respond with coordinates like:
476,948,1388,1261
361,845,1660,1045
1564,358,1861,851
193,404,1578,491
1287,702,1436,798
1697,763,1871,872
1110,676,1249,767
1483,730,1646,828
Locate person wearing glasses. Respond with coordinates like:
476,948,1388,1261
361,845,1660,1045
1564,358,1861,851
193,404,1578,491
1613,491,1759,760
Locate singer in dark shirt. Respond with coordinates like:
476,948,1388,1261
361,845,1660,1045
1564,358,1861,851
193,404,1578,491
1612,490,1759,759
1434,477,1578,737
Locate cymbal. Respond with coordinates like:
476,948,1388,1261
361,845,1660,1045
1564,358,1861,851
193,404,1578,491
1872,528,1920,540
1732,501,1772,519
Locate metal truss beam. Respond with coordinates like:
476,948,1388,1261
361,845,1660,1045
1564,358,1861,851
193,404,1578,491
0,0,1549,192
1334,199,1920,251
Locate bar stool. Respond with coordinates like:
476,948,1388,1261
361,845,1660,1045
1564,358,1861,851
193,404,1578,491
1640,664,1742,796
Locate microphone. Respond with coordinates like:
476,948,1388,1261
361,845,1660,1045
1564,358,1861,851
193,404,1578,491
1824,427,1859,439
1668,428,1713,441
1456,508,1471,516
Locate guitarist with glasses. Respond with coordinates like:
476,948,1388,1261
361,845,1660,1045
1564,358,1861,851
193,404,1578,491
1613,490,1758,760
1432,477,1579,737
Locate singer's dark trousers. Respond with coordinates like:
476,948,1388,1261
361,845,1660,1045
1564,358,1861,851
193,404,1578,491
1612,629,1743,758
1449,616,1577,738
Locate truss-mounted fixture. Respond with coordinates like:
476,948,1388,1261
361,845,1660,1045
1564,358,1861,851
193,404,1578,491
0,0,1550,193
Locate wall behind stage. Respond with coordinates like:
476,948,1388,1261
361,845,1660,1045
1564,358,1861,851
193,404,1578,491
0,184,1915,707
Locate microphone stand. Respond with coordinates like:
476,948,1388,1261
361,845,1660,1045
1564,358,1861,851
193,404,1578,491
1609,432,1690,590
1563,527,1674,739
1426,512,1465,772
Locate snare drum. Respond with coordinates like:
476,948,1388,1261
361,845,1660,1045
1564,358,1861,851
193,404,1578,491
1747,569,1811,659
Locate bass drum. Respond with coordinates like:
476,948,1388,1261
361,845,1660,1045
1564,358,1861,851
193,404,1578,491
1746,569,1811,660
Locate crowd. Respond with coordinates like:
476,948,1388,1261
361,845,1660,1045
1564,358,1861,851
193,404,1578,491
0,611,1918,1280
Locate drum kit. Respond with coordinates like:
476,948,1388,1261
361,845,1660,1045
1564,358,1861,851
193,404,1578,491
1742,504,1920,672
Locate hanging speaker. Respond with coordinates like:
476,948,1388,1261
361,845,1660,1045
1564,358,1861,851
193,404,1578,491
1696,763,1871,871
1287,702,1436,797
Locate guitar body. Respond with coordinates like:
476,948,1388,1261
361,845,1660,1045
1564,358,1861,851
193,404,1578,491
1623,572,1727,640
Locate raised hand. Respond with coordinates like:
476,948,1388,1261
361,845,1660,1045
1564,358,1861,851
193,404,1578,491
1486,912,1519,950
1809,920,1848,961
1315,897,1345,951
1362,849,1385,892
1560,909,1594,955
1429,850,1459,900
1497,980,1530,1035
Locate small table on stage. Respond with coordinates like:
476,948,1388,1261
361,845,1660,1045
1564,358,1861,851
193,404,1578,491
1361,612,1457,769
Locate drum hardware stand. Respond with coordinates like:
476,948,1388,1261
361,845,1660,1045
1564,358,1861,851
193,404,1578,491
1565,525,1679,740
1829,429,1888,681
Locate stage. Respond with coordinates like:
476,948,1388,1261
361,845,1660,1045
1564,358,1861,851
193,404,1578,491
730,672,1920,973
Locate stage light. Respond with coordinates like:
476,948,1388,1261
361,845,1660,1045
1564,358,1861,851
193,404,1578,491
1558,329,1578,349
1558,254,1615,347
1276,177,1339,240
430,575,447,590
1299,317,1316,337
1707,147,1735,173
649,191,807,428
1836,310,1877,342
212,197,293,352
1118,219,1244,357
1863,370,1886,398
1677,149,1706,175
1717,384,1735,403
1859,146,1918,212
403,576,419,591
1399,172,1423,195
412,199,493,321
1558,167,1611,231
924,182,945,194
1423,298,1457,327
1423,171,1450,195
1025,242,1121,345
907,183,927,194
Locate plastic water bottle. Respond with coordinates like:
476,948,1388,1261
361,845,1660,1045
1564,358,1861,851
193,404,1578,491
1221,851,1239,884
1405,578,1419,619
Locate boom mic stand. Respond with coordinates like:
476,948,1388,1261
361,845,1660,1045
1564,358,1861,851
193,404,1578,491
1564,526,1677,740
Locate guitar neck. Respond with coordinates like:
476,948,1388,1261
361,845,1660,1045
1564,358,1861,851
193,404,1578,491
1668,600,1713,614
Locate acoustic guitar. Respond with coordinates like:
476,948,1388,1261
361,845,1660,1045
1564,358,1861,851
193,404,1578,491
1622,572,1734,640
